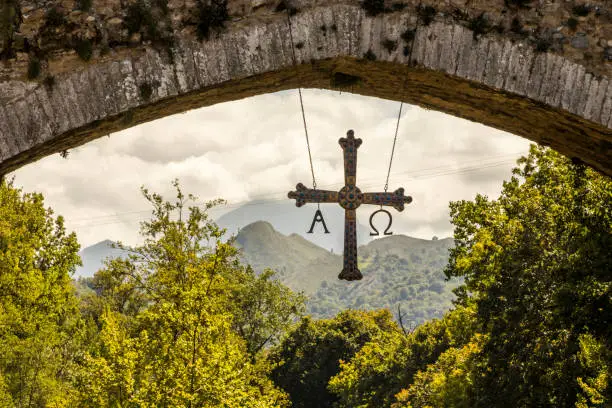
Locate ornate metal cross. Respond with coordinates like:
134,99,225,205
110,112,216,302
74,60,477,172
288,130,413,281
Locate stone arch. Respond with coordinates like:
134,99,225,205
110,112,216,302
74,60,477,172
0,1,610,176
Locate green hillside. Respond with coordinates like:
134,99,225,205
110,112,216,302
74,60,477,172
234,221,340,294
235,222,459,325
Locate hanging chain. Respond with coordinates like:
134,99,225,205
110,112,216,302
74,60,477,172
384,102,403,192
383,1,422,194
285,3,317,191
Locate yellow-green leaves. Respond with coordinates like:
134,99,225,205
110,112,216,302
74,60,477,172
77,181,294,407
0,180,82,407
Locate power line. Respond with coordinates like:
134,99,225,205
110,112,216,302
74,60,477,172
67,155,522,228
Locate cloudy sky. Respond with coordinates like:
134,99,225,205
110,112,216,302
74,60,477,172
11,89,531,248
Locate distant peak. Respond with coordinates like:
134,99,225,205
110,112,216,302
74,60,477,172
90,239,115,248
236,221,283,241
241,220,276,232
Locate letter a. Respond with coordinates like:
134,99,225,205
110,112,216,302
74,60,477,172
308,209,330,234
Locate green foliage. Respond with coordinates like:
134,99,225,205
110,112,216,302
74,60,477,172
417,5,436,26
393,336,483,408
0,0,20,58
125,0,158,38
575,333,610,408
2,145,609,408
76,0,92,12
331,72,361,88
468,13,489,39
328,306,478,407
27,57,40,79
227,267,307,357
510,17,523,34
268,309,398,408
361,0,385,17
274,1,298,16
328,147,610,408
74,38,93,61
196,0,229,41
567,17,579,31
308,242,459,325
139,82,153,100
1,179,304,406
572,4,590,17
504,0,532,8
155,0,170,15
382,38,398,53
45,7,66,27
445,145,612,407
43,75,55,90
535,36,552,53
76,180,297,406
0,180,82,406
391,3,407,12
364,49,377,60
401,28,415,43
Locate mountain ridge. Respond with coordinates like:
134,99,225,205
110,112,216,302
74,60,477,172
76,220,457,325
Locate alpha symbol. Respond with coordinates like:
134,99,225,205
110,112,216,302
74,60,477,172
369,209,393,236
308,209,330,234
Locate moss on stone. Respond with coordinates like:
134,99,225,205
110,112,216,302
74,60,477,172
196,0,229,41
418,5,436,26
572,5,590,17
74,39,93,61
364,49,377,60
331,72,361,88
361,0,385,17
0,0,20,58
567,17,578,31
45,7,66,28
504,0,532,9
382,39,398,53
43,75,55,91
125,1,158,37
27,57,40,79
77,0,93,12
274,1,298,16
468,13,489,39
401,29,415,43
139,82,153,100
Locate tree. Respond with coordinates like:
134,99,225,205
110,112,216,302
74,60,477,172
78,180,294,406
445,146,612,406
328,306,477,408
0,179,82,407
268,309,399,408
227,267,306,357
392,336,483,408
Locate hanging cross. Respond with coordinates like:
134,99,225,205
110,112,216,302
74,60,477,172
288,130,413,281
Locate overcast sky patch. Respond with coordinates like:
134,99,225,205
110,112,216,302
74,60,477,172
11,89,531,248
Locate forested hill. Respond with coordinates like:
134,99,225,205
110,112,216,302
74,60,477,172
235,221,458,324
216,199,371,253
77,221,458,325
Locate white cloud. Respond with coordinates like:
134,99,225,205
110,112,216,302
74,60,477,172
11,89,530,248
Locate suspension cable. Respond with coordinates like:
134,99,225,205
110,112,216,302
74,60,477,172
383,1,422,193
384,102,403,192
285,3,317,190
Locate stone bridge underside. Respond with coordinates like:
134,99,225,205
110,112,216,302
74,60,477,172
0,0,611,176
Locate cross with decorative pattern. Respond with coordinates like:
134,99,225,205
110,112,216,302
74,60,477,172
288,130,413,281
